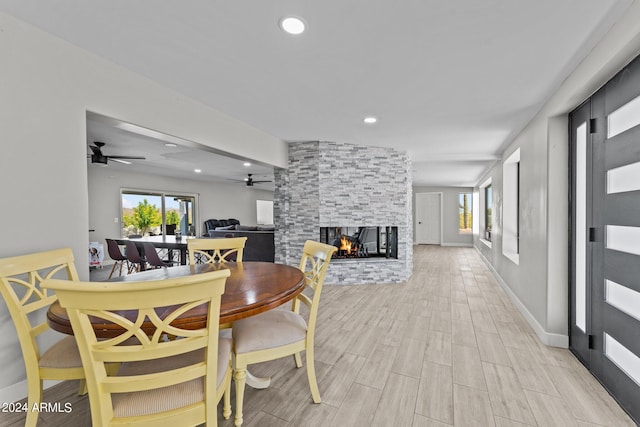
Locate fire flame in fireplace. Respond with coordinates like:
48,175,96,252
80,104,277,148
340,236,355,254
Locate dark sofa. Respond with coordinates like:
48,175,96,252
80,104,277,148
203,218,240,235
206,224,275,262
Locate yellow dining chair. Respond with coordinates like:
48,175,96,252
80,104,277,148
0,248,86,427
231,240,337,426
43,269,232,427
187,237,247,265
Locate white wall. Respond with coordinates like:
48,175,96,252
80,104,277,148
0,12,286,402
474,2,640,347
413,186,474,247
475,130,553,342
88,166,274,260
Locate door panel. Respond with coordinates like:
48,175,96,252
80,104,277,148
569,101,592,365
606,126,640,169
415,193,441,245
424,194,441,244
571,53,640,423
605,250,640,292
605,192,640,225
604,307,640,357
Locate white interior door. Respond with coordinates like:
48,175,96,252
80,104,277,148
416,192,441,244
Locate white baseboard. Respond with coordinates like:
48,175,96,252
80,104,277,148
0,379,62,405
0,379,27,404
475,247,569,348
413,242,473,247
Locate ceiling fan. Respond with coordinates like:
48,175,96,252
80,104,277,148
244,174,272,186
88,141,146,166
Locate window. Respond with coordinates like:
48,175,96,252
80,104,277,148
503,149,520,263
458,192,472,234
479,178,492,245
484,185,493,241
121,190,197,237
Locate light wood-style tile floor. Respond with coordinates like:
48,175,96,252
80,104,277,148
5,245,636,426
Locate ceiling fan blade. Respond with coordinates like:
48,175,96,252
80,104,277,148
109,158,132,165
108,155,146,160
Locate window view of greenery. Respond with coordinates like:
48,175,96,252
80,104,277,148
485,185,493,241
121,191,195,238
459,192,472,234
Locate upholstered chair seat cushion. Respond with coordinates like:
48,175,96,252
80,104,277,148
111,336,231,417
39,335,83,369
232,310,307,354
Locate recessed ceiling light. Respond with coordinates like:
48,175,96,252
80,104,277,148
243,162,251,167
280,16,306,35
194,169,202,173
363,117,378,124
165,143,177,148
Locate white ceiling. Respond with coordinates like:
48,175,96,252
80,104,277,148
0,0,632,187
86,112,276,189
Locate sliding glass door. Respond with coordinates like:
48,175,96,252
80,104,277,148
121,189,197,237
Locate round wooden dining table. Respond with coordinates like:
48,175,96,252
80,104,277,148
47,261,306,337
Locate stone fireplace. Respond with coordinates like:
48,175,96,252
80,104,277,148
319,226,398,260
274,141,412,285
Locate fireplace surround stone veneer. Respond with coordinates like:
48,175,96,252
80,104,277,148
274,141,412,285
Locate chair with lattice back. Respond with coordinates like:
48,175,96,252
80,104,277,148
231,240,337,426
187,237,247,265
43,269,232,427
0,248,86,427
